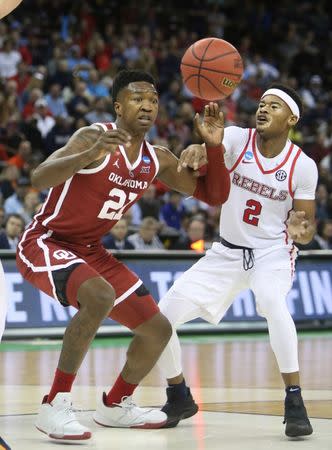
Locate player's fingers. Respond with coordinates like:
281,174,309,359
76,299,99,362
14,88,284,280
178,149,193,170
218,111,224,126
294,210,306,218
191,147,204,170
105,129,132,142
210,102,218,116
193,113,202,134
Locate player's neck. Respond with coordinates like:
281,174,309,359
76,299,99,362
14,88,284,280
256,133,288,158
115,119,146,159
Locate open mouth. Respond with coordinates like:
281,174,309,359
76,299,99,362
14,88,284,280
138,116,151,124
257,115,268,124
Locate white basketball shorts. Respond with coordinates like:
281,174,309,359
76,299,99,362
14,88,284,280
159,241,297,326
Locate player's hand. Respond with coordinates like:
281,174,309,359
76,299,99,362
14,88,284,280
194,102,224,147
91,129,131,160
286,211,309,241
177,144,208,173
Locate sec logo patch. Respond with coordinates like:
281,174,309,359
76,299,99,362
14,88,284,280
275,170,287,181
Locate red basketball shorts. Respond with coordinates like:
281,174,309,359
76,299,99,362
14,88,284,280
16,224,159,329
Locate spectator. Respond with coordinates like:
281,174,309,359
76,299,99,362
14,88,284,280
131,184,161,225
67,80,91,119
84,97,114,124
7,139,32,171
44,83,68,118
34,98,56,138
171,217,206,250
128,217,164,250
160,191,186,230
0,213,25,250
86,69,109,98
45,116,74,156
102,219,135,250
313,219,332,250
0,38,21,78
3,176,31,215
21,190,41,225
316,183,329,220
0,164,20,200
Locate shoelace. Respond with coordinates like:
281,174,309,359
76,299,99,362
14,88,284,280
113,396,137,409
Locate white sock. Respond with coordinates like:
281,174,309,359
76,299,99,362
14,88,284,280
157,291,201,379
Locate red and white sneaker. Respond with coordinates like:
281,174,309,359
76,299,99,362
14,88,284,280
35,393,91,440
93,393,167,429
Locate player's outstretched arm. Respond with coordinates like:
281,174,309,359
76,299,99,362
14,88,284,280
0,0,23,19
31,125,131,190
155,103,230,206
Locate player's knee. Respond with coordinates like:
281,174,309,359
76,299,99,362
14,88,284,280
256,295,286,319
79,282,115,317
158,314,173,344
136,312,172,344
93,289,115,315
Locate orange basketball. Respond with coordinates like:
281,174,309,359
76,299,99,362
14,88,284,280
181,37,244,101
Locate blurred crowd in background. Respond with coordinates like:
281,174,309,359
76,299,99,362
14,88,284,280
0,0,331,251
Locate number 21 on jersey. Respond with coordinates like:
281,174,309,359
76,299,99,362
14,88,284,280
243,199,262,226
98,187,138,221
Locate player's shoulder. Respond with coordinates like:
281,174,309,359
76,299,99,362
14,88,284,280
73,123,102,137
291,145,318,185
294,145,317,170
224,126,252,143
153,144,171,153
152,144,173,159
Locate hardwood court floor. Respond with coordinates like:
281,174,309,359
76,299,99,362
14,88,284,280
0,331,331,449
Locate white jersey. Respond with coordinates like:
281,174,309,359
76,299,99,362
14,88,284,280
220,126,318,249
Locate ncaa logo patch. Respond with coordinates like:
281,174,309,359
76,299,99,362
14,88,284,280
275,170,287,181
142,156,151,164
244,151,253,160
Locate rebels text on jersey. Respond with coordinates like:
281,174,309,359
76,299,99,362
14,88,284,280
34,122,159,245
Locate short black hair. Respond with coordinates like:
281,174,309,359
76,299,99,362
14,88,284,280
111,70,156,102
267,83,303,117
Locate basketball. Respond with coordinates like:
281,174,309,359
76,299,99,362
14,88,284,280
181,37,244,101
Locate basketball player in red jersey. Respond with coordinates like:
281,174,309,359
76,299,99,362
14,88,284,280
16,70,230,440
156,84,316,437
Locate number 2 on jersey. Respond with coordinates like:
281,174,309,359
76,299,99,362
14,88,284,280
98,188,138,221
243,199,262,226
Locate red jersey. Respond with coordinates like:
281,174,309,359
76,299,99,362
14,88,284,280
35,122,159,245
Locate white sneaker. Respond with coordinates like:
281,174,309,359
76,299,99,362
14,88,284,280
93,393,167,429
35,393,91,440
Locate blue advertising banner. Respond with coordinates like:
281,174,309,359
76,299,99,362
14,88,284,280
2,252,332,333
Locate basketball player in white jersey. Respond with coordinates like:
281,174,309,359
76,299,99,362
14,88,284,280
156,84,317,438
0,1,24,343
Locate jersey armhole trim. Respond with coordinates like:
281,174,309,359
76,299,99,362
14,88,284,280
288,149,302,198
77,122,113,174
228,128,253,173
146,141,160,178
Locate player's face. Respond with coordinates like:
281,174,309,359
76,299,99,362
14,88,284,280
115,82,159,133
255,95,298,136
